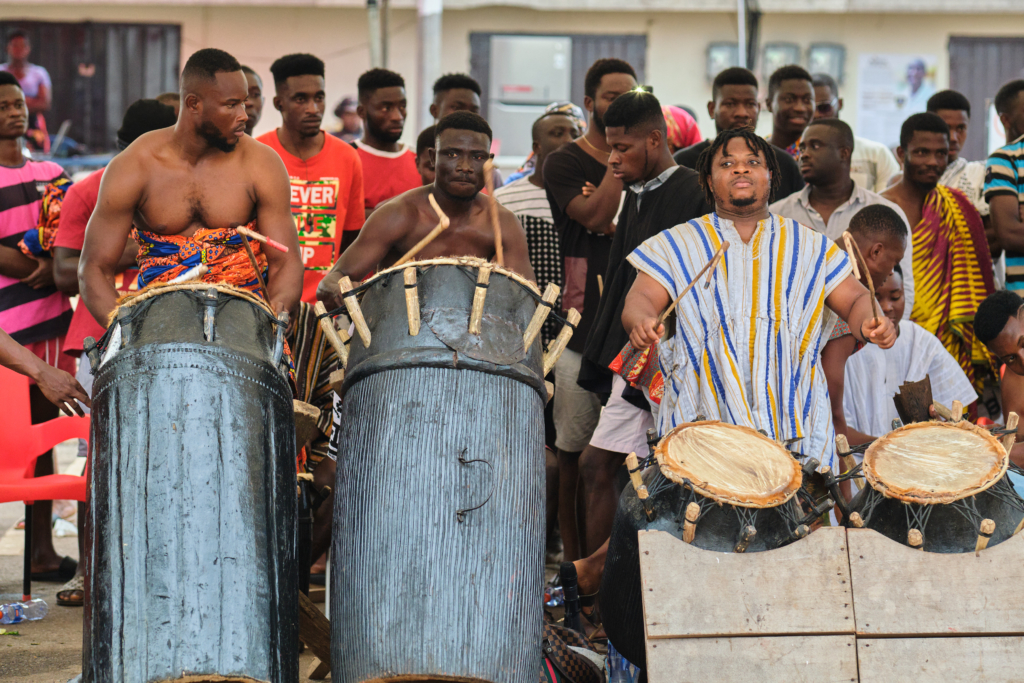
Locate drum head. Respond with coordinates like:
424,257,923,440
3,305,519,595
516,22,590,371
864,421,1008,505
654,421,802,508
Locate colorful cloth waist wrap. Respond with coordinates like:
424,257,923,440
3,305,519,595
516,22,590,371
132,222,268,293
19,177,73,257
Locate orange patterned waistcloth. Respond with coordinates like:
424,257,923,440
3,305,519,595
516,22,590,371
132,223,268,293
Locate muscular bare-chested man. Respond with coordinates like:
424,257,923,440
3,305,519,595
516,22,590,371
316,111,533,311
79,48,303,325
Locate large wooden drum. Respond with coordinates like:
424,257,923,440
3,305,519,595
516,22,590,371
85,283,298,683
602,420,826,671
849,420,1024,553
331,258,566,683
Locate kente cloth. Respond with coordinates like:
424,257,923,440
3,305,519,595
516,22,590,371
18,177,73,257
908,185,995,390
132,223,268,292
843,320,978,439
627,212,852,469
289,301,340,472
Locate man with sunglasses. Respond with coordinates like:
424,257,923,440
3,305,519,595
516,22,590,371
812,73,900,193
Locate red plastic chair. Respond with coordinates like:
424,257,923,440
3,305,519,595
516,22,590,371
0,365,89,600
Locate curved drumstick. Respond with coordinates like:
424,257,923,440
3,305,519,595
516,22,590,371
236,225,289,253
657,241,729,326
394,194,451,267
842,231,884,324
483,159,504,266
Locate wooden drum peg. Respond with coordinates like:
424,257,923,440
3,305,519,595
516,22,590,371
468,265,491,335
932,400,953,421
682,502,700,544
329,368,345,394
340,276,371,348
975,518,996,556
908,529,924,550
626,452,654,521
951,400,963,423
313,301,348,365
404,267,420,336
543,308,581,376
848,512,865,528
734,525,757,553
1003,412,1019,456
523,282,560,349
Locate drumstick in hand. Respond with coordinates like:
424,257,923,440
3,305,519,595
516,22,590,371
483,159,504,267
394,194,451,267
236,225,289,253
657,241,729,326
237,231,271,302
842,231,884,323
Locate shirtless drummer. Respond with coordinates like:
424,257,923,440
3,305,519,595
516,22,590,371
79,48,303,324
309,111,534,563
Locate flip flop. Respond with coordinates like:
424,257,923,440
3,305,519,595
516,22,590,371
57,575,84,607
31,556,77,582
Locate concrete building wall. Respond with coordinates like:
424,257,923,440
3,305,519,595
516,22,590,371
2,4,1021,148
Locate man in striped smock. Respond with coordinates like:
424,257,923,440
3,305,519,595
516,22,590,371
622,129,897,468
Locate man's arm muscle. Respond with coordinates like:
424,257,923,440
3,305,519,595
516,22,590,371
824,275,896,349
989,195,1024,254
498,209,534,280
252,145,303,317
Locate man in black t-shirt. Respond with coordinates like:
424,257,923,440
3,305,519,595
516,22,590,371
543,58,636,563
674,67,804,202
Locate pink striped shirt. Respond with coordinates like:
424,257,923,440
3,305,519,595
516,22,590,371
0,159,71,344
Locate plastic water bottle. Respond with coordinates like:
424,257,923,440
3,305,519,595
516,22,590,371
0,598,48,624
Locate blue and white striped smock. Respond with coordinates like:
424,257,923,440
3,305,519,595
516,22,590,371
627,212,853,469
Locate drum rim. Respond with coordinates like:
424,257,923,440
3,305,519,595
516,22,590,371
863,420,1009,505
369,256,541,295
654,420,803,508
111,281,275,323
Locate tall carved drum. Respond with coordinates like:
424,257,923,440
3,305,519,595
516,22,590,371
85,284,298,683
331,258,559,683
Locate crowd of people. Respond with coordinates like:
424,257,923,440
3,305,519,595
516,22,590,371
3,36,1024,655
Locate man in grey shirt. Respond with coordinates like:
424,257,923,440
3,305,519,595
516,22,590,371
771,118,914,316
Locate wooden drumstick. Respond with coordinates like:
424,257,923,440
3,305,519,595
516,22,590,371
682,502,700,544
394,193,451,267
313,302,348,362
932,401,954,421
1003,411,1019,455
523,283,559,349
404,267,420,336
236,225,290,253
543,308,581,376
975,518,996,556
237,231,270,302
483,159,503,267
842,231,883,324
339,276,371,347
657,241,729,327
468,265,491,335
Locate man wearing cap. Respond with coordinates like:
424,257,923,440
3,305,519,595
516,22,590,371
333,95,363,143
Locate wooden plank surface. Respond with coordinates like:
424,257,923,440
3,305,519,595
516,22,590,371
638,528,854,638
646,635,858,683
858,637,1024,682
848,529,1024,636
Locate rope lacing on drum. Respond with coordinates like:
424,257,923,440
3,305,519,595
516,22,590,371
903,502,936,545
992,426,1019,439
322,264,578,333
858,488,884,526
833,461,864,483
673,481,715,531
946,495,984,529
985,475,1024,514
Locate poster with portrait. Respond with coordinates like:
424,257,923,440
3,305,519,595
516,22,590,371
856,53,938,150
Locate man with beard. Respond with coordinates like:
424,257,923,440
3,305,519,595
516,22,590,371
257,53,364,303
882,113,994,390
624,128,896,470
80,47,302,326
541,58,636,534
354,68,421,218
241,65,264,136
674,67,803,200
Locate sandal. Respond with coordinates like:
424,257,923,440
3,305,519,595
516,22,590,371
579,592,606,644
32,556,77,582
57,575,84,607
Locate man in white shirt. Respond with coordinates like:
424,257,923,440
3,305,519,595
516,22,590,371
770,118,914,315
812,73,900,193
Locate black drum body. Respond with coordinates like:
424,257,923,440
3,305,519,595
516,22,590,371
602,469,805,670
85,287,298,683
848,477,1024,553
332,262,546,683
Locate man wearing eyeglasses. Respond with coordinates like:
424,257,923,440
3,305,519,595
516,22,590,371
812,73,900,193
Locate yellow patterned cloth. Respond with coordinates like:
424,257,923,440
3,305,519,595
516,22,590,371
909,185,995,390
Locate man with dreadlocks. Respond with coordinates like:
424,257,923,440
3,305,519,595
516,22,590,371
622,128,896,468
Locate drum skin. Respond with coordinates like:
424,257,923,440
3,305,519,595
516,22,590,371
602,469,802,671
85,289,298,683
848,481,1024,553
333,263,546,683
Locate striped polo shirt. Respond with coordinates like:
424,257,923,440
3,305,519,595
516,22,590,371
984,134,1024,291
0,159,71,344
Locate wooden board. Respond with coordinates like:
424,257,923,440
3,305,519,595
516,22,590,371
638,528,854,638
848,529,1024,636
646,636,858,683
858,637,1024,682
